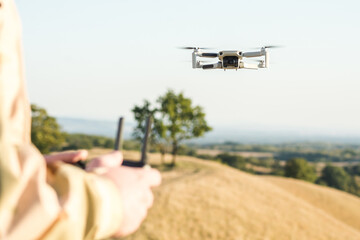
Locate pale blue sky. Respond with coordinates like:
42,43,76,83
15,0,360,136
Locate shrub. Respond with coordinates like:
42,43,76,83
284,158,317,182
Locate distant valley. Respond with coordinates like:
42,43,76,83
57,117,360,144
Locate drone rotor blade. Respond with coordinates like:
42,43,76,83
250,45,283,50
264,45,283,49
178,47,213,50
179,47,196,50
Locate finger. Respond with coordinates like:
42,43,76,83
144,189,154,208
114,204,147,237
86,151,123,171
44,150,88,164
122,167,161,187
140,168,162,187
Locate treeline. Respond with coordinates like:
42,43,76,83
62,133,114,150
194,142,360,162
62,133,141,151
276,151,359,163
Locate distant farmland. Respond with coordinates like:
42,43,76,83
196,148,274,158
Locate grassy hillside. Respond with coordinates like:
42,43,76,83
88,149,360,240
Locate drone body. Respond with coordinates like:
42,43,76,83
185,46,276,70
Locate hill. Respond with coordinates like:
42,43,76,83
87,149,360,240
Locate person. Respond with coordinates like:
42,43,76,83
0,0,161,239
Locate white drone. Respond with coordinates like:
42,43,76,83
181,46,280,70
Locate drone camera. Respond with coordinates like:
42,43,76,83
223,56,239,68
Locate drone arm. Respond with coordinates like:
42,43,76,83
242,48,267,58
202,62,222,69
265,51,269,68
198,52,218,58
242,51,265,58
192,51,197,68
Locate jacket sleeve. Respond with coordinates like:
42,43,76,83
0,1,122,239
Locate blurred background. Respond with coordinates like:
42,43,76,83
15,1,360,239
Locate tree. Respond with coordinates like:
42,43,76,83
217,153,246,170
132,90,212,165
344,163,360,176
132,100,167,163
318,165,357,193
31,104,65,153
157,90,212,165
284,158,317,182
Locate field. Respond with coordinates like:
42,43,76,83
88,149,360,240
195,147,359,176
196,149,274,158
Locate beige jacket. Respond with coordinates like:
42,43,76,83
0,0,122,239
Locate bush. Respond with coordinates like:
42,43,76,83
284,158,317,182
344,164,360,176
196,154,217,160
217,153,246,170
318,165,358,194
62,133,115,150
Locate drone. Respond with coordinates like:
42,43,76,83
181,46,280,70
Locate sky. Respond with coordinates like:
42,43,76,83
15,0,360,137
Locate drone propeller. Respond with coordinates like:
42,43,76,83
178,47,212,50
263,45,282,49
250,45,283,50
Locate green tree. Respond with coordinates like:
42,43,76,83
157,90,212,165
284,158,317,182
217,153,246,170
31,104,65,153
318,165,358,193
132,100,167,163
344,164,360,176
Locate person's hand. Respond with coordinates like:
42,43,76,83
87,151,161,237
44,150,88,164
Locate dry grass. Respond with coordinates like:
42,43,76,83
246,163,273,174
87,149,360,240
262,176,360,231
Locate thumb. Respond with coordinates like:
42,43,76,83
86,151,123,171
44,150,88,164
